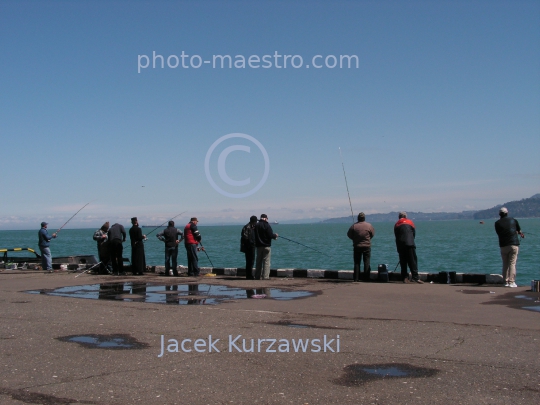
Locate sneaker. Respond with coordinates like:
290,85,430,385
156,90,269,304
413,279,424,284
504,283,510,287
403,278,411,284
509,282,518,288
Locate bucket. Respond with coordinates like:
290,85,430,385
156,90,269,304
531,280,540,292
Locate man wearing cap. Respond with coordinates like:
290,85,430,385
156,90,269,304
184,217,203,276
38,222,57,272
254,214,278,280
495,207,524,288
347,212,375,282
394,212,423,284
157,221,183,277
93,221,111,274
240,216,258,280
129,217,146,275
108,222,126,275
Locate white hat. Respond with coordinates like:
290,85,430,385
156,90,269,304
499,207,508,214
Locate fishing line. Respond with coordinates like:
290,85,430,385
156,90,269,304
339,147,355,224
279,235,328,256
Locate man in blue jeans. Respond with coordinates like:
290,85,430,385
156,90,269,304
38,222,57,272
157,221,183,276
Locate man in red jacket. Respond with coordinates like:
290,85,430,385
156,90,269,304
394,212,423,284
184,217,202,276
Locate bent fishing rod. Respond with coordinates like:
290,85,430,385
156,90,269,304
55,200,94,234
279,235,328,256
339,147,355,224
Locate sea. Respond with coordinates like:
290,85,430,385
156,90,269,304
1,220,539,286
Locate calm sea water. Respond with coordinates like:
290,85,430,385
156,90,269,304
1,220,539,285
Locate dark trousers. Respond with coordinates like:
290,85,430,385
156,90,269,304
398,246,418,280
244,247,255,279
165,246,179,276
185,244,199,276
353,247,371,282
109,239,123,274
97,243,111,274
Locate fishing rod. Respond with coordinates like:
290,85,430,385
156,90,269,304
55,200,94,234
199,243,215,268
339,147,355,224
279,235,328,256
145,211,188,238
132,210,188,246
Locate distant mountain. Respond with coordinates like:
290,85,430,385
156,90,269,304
321,193,540,223
473,194,540,219
321,211,476,223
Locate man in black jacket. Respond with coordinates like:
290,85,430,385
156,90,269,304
254,214,278,280
240,216,257,280
108,222,126,275
495,207,524,288
157,221,184,277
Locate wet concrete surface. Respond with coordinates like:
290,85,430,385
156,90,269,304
1,272,539,404
26,282,314,305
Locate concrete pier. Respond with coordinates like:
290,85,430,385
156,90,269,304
1,271,538,404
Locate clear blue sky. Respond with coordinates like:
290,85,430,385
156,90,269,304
1,0,538,229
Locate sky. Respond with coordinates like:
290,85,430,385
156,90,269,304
1,0,539,229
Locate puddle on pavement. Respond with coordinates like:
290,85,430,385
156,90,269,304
57,334,148,350
26,283,314,305
267,320,348,330
333,363,439,386
458,289,492,294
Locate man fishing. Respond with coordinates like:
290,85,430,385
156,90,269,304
495,207,524,288
157,221,183,277
240,216,258,280
394,212,423,284
347,212,375,282
254,214,278,280
108,222,126,275
129,217,146,275
184,217,203,277
38,222,57,272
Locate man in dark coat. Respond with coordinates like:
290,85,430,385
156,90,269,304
108,222,126,275
495,207,524,287
347,212,375,282
394,211,423,284
240,216,258,280
157,220,183,277
129,217,146,275
254,214,278,280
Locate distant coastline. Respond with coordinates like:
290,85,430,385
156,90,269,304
321,193,540,223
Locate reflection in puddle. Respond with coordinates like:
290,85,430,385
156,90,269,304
57,334,148,350
27,283,314,305
333,363,439,386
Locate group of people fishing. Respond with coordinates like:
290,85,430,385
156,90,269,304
89,214,280,279
38,205,524,286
